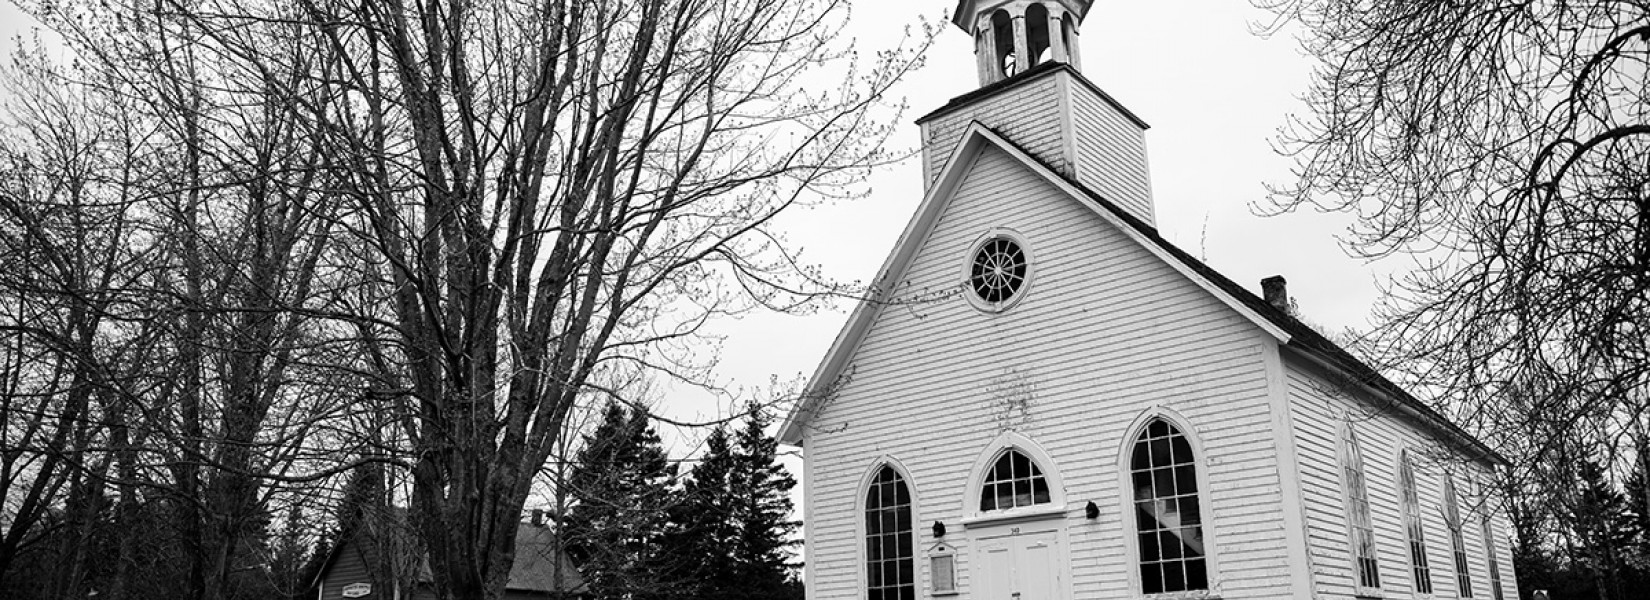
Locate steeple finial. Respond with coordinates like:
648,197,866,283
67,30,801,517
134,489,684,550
954,1,1092,85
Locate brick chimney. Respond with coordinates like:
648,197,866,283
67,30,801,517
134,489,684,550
1261,276,1288,313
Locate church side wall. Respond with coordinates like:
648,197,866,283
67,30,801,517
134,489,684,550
920,75,1065,186
1065,75,1154,227
1285,355,1520,599
803,144,1300,600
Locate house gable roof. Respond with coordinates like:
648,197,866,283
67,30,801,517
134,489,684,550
311,517,587,595
776,122,1505,467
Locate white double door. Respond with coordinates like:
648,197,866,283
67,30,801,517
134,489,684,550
972,527,1065,600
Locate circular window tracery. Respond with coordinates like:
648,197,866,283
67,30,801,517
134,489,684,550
970,237,1028,304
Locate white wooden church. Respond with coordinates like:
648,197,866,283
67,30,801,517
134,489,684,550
776,1,1520,599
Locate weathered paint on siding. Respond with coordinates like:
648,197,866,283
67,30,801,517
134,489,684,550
918,70,1156,228
1067,78,1154,227
920,74,1066,186
1285,355,1520,599
802,143,1296,599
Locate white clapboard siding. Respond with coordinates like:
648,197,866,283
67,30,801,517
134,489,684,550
918,68,1157,229
1285,357,1520,599
802,143,1296,599
920,74,1065,187
1067,79,1154,228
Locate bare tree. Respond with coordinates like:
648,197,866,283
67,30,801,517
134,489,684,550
1255,0,1650,587
289,1,930,598
11,0,931,598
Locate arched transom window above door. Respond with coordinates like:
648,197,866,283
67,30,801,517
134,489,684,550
979,449,1052,512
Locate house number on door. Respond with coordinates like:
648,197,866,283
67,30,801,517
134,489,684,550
1010,527,1020,535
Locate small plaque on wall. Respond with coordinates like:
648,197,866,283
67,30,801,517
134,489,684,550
929,542,957,595
342,582,372,598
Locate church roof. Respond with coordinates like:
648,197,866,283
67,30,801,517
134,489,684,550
777,121,1506,468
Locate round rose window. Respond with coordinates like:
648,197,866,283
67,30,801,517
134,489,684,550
969,237,1028,304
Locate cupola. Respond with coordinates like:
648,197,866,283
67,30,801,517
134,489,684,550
955,0,1093,85
921,0,1157,226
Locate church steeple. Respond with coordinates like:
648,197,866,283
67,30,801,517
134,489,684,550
956,0,1092,86
921,0,1157,227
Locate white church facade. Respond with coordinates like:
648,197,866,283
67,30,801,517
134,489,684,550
776,1,1520,599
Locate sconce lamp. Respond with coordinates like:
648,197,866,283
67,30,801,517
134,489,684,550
1085,501,1099,520
932,521,946,539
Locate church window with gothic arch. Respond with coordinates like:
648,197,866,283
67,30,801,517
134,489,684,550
1130,418,1210,594
1399,451,1434,594
979,449,1052,511
1483,516,1504,600
865,465,915,600
1444,476,1473,597
1340,424,1381,591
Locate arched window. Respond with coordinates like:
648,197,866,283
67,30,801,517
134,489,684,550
1482,516,1504,600
990,10,1015,77
1444,477,1472,597
865,465,914,600
1340,425,1381,591
1130,419,1209,594
1399,452,1434,594
1061,13,1076,60
979,449,1051,511
1026,3,1052,65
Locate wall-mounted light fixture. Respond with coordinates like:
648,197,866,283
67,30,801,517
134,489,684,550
1085,500,1099,520
932,521,947,538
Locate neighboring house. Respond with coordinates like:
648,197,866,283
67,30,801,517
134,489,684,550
313,514,587,600
776,1,1520,599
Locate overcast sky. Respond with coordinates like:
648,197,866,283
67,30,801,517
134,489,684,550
0,0,1394,500
702,0,1387,421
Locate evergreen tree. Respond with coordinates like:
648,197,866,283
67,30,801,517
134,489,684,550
565,403,679,600
726,406,800,600
669,425,739,599
1570,460,1637,600
666,406,800,600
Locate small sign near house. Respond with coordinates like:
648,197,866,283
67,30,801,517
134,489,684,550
341,582,371,598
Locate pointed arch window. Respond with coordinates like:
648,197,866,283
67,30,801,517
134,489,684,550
979,449,1051,511
1130,419,1209,594
866,466,914,600
1340,425,1381,591
1400,452,1434,594
1444,477,1472,597
1482,516,1504,600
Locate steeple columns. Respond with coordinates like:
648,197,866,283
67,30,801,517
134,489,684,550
966,0,1089,86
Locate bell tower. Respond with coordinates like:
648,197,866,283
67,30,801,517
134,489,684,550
919,0,1157,227
959,0,1091,85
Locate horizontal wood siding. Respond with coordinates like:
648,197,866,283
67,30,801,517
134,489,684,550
922,76,1065,187
1285,357,1520,599
319,543,373,600
804,144,1293,599
1066,78,1154,227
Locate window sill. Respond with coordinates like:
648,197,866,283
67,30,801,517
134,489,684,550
958,505,1068,528
1140,592,1220,600
1353,588,1385,599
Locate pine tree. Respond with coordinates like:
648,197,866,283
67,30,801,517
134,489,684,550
565,403,679,600
727,406,801,600
669,425,739,599
1571,459,1637,600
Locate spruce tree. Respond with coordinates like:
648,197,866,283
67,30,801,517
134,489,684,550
565,403,679,600
670,426,740,599
728,406,801,600
1571,459,1637,600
